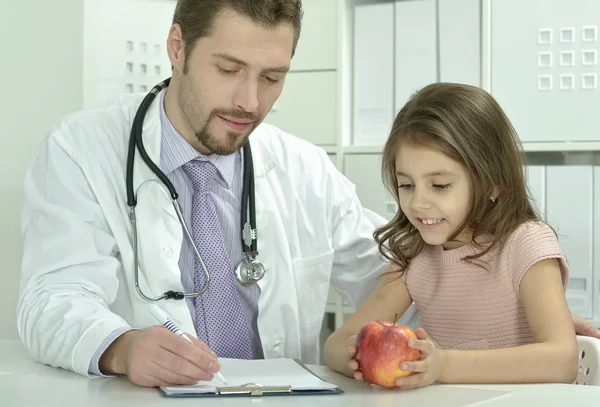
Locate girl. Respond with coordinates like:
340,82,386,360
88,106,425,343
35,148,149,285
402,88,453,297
324,83,579,389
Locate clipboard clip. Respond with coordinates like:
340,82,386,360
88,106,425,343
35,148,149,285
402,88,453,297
218,382,292,396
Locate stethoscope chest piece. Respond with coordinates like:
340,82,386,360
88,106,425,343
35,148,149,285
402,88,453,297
235,256,266,286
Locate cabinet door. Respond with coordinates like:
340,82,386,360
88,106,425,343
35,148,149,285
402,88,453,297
265,71,337,146
525,165,546,218
291,0,337,71
490,0,600,142
83,0,176,108
546,166,594,318
343,154,397,221
394,0,438,111
353,2,395,146
594,166,600,323
438,0,481,86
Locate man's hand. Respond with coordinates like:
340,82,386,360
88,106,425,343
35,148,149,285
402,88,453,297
99,327,220,387
572,314,600,339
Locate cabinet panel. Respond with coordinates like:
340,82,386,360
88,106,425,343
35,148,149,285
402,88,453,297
291,0,337,71
546,166,594,318
525,165,546,218
394,0,438,111
490,0,600,142
265,71,337,146
594,166,600,322
353,2,395,145
344,153,396,221
438,0,481,86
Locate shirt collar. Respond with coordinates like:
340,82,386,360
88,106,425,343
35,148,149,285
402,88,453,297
159,91,237,188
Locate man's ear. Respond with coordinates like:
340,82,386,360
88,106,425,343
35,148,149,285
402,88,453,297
167,24,185,72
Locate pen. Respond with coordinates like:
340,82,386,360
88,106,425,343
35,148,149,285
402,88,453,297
149,304,228,385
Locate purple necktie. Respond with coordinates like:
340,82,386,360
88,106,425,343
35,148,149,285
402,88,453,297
182,159,253,359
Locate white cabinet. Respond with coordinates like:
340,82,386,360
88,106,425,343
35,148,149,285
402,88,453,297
490,0,600,142
394,0,438,111
594,167,600,324
265,71,337,146
353,2,395,146
545,166,594,318
438,0,481,86
291,0,337,71
83,0,176,108
525,165,546,217
343,153,396,221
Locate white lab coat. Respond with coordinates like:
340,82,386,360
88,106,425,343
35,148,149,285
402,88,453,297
17,90,395,376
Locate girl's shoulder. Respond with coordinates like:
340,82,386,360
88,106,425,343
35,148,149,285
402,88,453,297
498,220,567,292
503,220,558,249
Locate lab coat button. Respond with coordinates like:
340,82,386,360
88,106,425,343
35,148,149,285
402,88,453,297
162,246,173,258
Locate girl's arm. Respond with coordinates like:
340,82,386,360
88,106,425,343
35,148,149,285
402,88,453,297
437,258,578,384
324,265,413,377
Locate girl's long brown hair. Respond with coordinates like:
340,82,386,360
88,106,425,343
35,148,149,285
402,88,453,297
374,83,542,274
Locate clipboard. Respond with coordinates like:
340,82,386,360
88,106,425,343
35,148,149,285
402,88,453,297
159,359,344,398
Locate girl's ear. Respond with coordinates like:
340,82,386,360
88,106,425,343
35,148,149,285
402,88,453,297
490,186,500,203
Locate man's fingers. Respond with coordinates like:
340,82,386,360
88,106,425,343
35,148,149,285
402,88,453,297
148,359,202,386
152,346,214,382
129,359,199,387
151,327,220,373
188,334,218,358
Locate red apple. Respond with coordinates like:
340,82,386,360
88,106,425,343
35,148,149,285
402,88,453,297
355,320,421,388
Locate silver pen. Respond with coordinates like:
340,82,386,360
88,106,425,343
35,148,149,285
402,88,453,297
149,304,228,385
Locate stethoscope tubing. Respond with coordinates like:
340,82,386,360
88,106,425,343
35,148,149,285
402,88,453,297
126,78,260,301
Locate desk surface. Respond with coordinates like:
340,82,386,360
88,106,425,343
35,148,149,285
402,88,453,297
1,340,598,407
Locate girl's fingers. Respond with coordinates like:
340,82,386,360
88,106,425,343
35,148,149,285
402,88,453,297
408,338,433,354
347,359,359,371
395,372,425,390
400,359,429,373
414,328,429,340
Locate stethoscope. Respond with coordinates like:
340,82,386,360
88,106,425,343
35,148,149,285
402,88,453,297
126,78,266,302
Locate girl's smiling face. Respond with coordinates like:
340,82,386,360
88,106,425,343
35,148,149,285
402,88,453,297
395,142,473,249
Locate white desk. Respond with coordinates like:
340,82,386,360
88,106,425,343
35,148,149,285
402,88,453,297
1,340,598,406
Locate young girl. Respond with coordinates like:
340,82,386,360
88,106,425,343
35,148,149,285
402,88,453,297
324,83,579,389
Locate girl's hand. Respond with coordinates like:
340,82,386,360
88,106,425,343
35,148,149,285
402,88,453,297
394,328,447,390
339,335,364,381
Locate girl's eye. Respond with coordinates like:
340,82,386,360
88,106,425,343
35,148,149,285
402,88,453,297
398,184,414,189
433,184,451,190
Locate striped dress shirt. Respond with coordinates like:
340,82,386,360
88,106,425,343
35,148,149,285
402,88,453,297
158,92,263,358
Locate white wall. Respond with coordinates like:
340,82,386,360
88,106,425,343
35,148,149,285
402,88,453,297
0,1,84,340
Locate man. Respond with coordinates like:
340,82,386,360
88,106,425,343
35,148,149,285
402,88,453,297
17,0,599,389
18,0,386,388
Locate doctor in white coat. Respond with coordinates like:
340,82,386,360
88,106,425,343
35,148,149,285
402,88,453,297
18,0,398,388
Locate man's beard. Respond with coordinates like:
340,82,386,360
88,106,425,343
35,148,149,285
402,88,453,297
178,70,260,155
195,110,258,155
